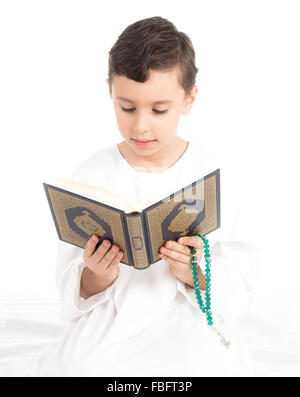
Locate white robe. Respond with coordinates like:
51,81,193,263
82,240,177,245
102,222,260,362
32,139,255,377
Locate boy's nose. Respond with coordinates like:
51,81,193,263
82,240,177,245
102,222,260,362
134,125,150,134
133,114,150,133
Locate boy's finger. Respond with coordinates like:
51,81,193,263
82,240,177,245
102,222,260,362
164,240,191,256
85,234,100,257
98,244,120,269
107,250,123,270
177,236,203,249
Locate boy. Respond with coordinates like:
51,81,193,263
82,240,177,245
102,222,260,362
34,16,253,377
80,66,207,300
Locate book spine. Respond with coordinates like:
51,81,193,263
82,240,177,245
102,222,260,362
124,212,150,269
120,212,134,267
141,210,153,265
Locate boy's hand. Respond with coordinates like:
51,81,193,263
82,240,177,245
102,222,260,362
159,235,206,289
83,235,123,285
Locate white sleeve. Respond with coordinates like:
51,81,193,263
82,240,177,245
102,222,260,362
175,238,258,324
56,239,117,322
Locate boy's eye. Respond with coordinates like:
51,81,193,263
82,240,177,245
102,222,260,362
121,107,168,115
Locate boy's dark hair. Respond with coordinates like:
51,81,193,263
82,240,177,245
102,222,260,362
107,16,198,98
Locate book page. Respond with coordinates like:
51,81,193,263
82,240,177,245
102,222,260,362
54,178,138,214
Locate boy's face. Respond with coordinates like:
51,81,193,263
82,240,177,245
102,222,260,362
107,67,197,157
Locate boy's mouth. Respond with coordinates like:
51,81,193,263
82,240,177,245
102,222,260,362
132,138,157,148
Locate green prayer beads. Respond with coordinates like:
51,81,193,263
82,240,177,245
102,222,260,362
189,233,214,326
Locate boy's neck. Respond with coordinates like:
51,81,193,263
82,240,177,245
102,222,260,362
118,136,189,174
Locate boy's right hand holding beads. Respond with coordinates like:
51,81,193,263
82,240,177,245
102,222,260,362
80,235,123,299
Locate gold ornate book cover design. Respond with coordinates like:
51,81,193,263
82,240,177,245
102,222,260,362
43,168,220,269
144,170,220,266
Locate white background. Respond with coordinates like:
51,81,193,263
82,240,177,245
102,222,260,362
0,0,299,348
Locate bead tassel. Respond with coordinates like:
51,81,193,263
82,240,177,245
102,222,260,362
190,233,213,326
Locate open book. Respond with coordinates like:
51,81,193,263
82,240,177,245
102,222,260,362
43,169,220,269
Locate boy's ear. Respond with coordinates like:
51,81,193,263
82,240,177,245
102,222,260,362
182,85,198,115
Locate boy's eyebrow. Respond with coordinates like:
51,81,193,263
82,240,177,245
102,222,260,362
116,96,174,105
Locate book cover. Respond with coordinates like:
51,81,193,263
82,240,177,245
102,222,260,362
43,168,220,269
